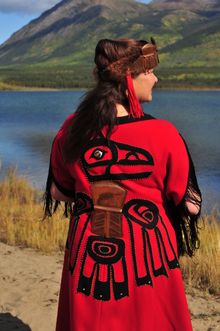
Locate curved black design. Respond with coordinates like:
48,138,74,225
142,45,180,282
81,137,154,182
123,199,179,287
123,199,159,229
77,236,128,301
67,192,93,274
73,192,93,217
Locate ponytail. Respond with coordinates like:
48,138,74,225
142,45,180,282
63,80,128,163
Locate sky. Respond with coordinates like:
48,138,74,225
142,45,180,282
0,0,152,45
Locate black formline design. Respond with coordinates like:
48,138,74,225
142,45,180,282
127,219,141,285
147,229,168,277
77,235,129,301
123,198,180,287
68,216,91,275
81,137,154,182
124,199,159,229
127,219,152,287
77,256,97,297
155,222,179,269
73,192,93,217
93,263,111,301
142,228,153,285
67,192,93,274
111,256,129,300
66,215,79,250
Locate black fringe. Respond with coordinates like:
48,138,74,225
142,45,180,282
43,164,73,220
167,140,202,257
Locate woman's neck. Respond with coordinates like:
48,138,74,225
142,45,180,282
116,103,129,117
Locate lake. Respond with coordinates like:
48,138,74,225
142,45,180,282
0,90,219,213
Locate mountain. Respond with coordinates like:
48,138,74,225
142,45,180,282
0,0,220,88
0,0,146,65
150,0,219,9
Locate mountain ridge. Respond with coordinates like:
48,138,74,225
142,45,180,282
151,0,220,9
0,0,220,87
2,0,137,46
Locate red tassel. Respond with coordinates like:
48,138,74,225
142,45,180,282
126,73,144,118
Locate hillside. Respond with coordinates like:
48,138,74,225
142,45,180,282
0,0,220,88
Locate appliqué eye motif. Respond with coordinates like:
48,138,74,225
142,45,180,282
125,151,140,160
81,137,154,181
91,149,106,160
140,209,154,221
123,200,159,229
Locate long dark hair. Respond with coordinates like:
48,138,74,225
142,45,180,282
63,38,146,163
44,38,146,218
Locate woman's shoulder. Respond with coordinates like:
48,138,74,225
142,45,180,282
59,112,75,131
56,112,75,135
53,113,75,144
145,117,185,149
154,118,179,132
141,115,180,135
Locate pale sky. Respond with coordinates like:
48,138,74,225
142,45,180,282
0,0,152,45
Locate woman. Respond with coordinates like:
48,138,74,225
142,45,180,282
45,37,202,331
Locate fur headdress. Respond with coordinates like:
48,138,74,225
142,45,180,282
96,37,159,118
104,37,159,81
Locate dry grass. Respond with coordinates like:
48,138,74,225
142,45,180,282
180,210,220,295
0,168,219,294
0,167,69,253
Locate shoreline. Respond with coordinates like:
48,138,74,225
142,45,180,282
0,85,220,92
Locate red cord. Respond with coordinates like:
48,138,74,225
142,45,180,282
126,73,144,118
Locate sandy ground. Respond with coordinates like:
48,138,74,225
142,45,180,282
0,242,219,331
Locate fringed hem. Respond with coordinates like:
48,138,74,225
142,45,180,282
43,164,74,220
168,200,201,257
167,138,202,257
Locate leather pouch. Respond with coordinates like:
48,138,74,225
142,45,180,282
90,181,127,238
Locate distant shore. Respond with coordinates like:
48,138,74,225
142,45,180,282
0,82,83,91
0,83,220,92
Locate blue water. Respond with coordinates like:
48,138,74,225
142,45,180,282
0,90,219,212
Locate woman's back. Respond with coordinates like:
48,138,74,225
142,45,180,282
55,114,188,207
52,113,194,331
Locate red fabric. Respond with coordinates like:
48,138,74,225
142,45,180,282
126,73,144,118
50,113,75,196
51,114,193,331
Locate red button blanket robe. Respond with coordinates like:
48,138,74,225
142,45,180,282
49,113,197,331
